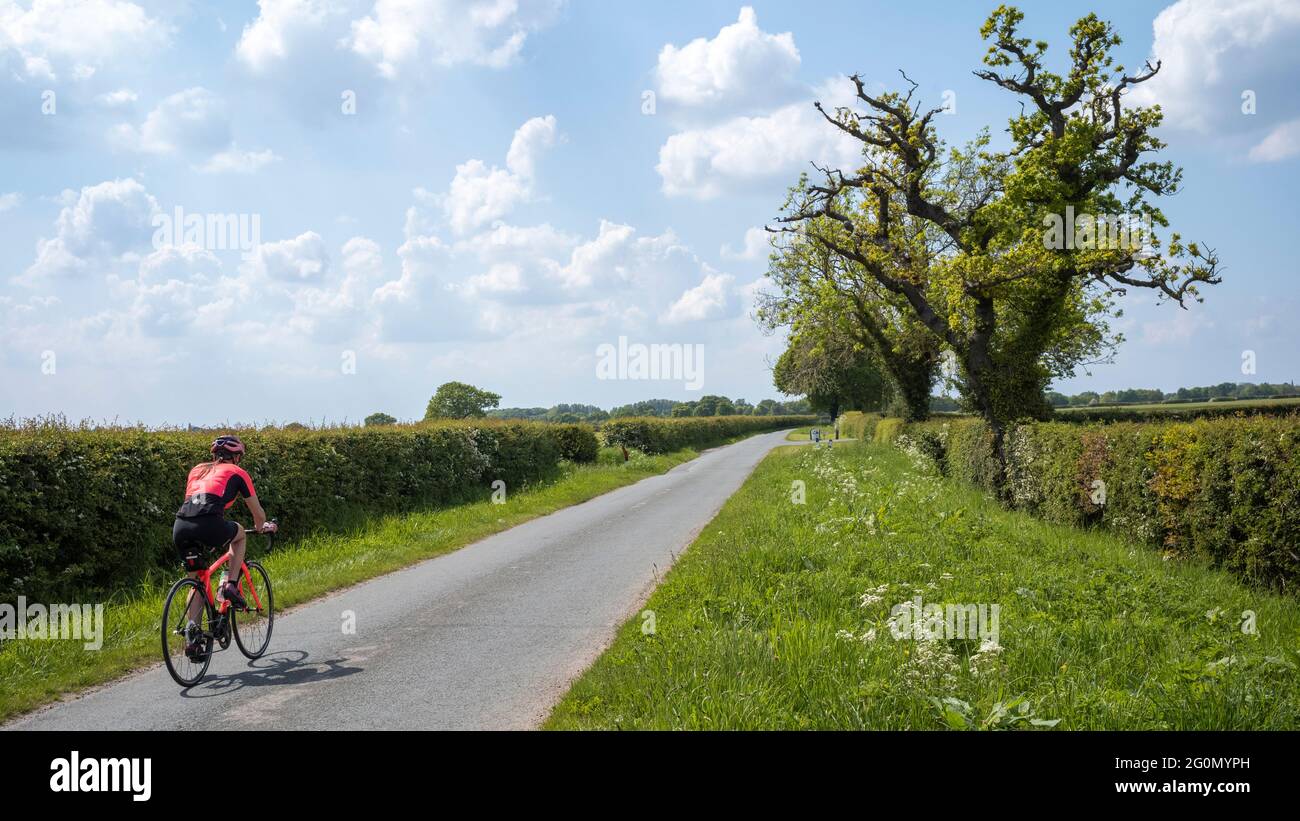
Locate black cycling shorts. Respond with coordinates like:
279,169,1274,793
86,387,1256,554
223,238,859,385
173,515,239,571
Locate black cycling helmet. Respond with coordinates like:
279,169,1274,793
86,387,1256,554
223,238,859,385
210,434,246,460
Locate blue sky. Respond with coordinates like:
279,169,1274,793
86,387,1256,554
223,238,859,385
1,0,1297,425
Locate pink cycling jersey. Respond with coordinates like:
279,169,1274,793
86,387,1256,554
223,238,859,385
176,462,256,518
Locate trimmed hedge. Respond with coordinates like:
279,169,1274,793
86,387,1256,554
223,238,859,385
599,416,816,454
1053,398,1300,423
873,414,1300,589
0,420,598,602
837,411,881,441
546,423,600,463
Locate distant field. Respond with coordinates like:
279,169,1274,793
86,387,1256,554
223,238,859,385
1058,397,1300,414
1055,396,1300,420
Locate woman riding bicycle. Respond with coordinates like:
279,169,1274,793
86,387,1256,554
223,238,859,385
173,435,276,635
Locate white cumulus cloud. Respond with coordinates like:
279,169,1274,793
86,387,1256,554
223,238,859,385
656,77,861,199
245,231,330,282
196,145,282,174
235,0,335,73
21,178,159,281
442,114,558,233
656,6,801,112
1248,117,1300,162
109,87,231,155
661,271,736,324
720,226,769,260
0,0,167,81
348,0,562,78
1129,0,1300,141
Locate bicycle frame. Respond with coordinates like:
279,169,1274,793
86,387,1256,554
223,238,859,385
188,535,267,616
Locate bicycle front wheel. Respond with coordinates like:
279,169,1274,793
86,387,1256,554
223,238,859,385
161,577,213,687
232,561,274,659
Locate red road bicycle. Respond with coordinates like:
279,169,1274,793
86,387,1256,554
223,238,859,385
161,522,276,687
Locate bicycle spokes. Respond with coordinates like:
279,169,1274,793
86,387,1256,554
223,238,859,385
161,577,215,687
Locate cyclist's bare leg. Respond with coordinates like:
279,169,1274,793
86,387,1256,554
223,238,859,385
225,528,247,592
184,570,203,623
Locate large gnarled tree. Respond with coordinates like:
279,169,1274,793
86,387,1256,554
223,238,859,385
771,5,1221,486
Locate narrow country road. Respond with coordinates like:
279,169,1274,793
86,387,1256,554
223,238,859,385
8,430,806,731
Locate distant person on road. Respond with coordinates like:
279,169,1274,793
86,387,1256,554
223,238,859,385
172,435,276,652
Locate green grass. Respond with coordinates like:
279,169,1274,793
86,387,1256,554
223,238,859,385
546,441,1300,730
0,444,713,723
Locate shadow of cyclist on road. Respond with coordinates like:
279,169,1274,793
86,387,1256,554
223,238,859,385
179,649,362,698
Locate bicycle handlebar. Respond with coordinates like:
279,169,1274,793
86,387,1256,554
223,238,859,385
244,516,278,538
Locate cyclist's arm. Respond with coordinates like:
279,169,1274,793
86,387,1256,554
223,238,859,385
244,494,268,531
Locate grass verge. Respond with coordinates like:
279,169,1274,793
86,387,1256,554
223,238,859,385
546,442,1300,729
0,444,717,723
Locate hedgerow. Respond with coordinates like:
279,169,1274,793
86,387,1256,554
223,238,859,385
1053,399,1300,423
874,414,1300,589
0,419,598,602
836,411,881,441
0,414,813,602
599,416,816,454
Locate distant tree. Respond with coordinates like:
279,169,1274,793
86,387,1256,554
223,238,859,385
753,399,777,416
610,399,678,418
424,381,502,420
692,395,728,416
671,402,696,417
364,412,397,426
1045,392,1069,407
489,407,550,420
929,395,961,412
773,322,893,419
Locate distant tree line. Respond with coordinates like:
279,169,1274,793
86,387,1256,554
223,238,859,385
1045,382,1298,407
489,403,611,423
364,383,815,426
490,396,813,421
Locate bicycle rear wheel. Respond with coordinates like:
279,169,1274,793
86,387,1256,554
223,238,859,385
161,577,214,687
232,561,274,659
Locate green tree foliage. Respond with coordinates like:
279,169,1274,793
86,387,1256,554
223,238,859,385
424,381,502,420
609,399,680,418
491,404,610,423
774,6,1221,488
364,412,397,426
772,323,892,418
760,231,940,421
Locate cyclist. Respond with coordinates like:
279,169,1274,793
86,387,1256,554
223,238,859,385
172,435,276,654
